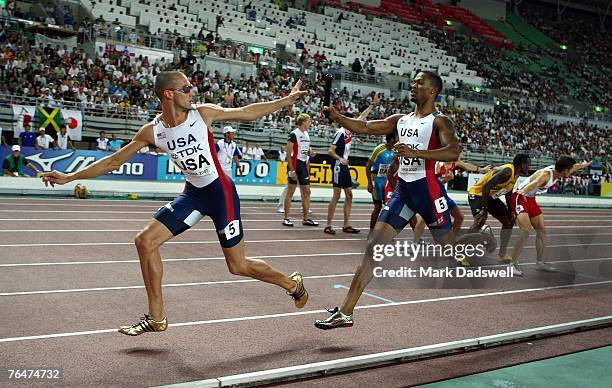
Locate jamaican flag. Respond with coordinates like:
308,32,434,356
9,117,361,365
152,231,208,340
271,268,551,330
35,106,63,134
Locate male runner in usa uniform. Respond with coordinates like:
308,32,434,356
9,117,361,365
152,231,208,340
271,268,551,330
315,71,493,329
42,71,309,335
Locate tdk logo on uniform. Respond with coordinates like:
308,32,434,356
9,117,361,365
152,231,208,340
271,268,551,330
171,144,204,159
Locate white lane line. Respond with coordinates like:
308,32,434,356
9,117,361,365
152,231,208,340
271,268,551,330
0,218,610,223
1,279,611,343
1,239,611,249
2,198,610,210
0,237,365,247
2,255,611,294
0,228,358,233
3,248,612,269
0,208,612,218
0,202,370,209
0,273,355,296
1,208,610,218
2,229,611,237
0,198,362,206
0,210,157,214
0,252,363,267
0,218,155,221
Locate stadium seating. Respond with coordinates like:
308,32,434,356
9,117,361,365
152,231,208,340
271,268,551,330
83,0,483,87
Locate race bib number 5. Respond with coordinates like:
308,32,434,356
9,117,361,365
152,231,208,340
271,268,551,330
223,220,240,240
434,197,448,213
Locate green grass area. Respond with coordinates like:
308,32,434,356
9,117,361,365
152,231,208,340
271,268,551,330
418,345,612,388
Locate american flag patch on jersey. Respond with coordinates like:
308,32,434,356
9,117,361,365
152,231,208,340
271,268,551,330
157,132,166,139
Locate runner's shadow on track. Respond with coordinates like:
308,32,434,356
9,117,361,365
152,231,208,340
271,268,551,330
317,345,355,354
205,339,346,371
119,347,173,358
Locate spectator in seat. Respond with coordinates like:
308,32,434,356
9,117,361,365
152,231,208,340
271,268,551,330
108,133,125,152
96,131,109,151
252,143,267,161
35,128,55,149
18,124,36,148
351,58,362,73
3,145,41,177
55,125,75,150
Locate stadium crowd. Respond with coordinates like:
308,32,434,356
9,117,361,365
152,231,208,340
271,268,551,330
518,2,610,110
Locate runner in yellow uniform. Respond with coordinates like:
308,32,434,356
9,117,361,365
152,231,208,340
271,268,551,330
468,154,531,263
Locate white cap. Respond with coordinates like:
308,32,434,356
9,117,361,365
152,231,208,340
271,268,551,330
223,126,236,134
12,145,20,152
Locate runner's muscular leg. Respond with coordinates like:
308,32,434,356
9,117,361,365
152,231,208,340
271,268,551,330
370,203,382,230
300,184,311,220
327,187,342,227
450,206,464,234
343,187,353,228
340,222,398,315
134,219,174,321
530,214,546,261
510,213,532,262
223,239,296,291
283,183,297,219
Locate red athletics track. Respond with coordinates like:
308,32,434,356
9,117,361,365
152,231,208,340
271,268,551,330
0,197,611,387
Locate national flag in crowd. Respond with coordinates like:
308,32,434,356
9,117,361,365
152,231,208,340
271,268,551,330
11,105,83,141
11,105,36,138
35,106,64,133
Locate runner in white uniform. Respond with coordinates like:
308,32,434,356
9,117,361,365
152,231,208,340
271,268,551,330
283,113,318,227
42,70,310,336
508,156,591,275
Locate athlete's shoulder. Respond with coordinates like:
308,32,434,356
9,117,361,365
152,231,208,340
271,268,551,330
151,114,162,126
141,120,156,132
333,128,345,139
433,112,454,126
374,143,386,150
135,121,155,144
373,143,387,153
195,103,217,112
395,113,411,123
495,164,515,178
